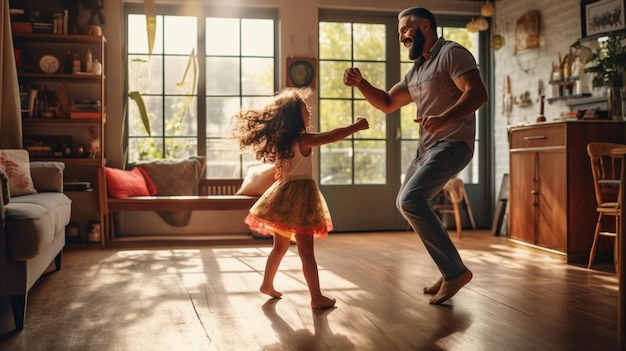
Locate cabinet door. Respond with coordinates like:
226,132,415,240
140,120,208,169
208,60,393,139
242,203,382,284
509,151,536,244
536,149,567,252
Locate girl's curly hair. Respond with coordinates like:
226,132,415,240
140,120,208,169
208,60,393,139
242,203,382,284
231,88,312,168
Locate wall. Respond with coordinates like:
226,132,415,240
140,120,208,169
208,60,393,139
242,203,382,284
491,0,583,194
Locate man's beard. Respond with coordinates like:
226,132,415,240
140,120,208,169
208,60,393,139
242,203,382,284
408,29,425,60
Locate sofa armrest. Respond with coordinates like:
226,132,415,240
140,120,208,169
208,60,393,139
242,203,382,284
30,162,65,193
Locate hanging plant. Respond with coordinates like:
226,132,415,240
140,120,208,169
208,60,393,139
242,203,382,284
78,0,105,26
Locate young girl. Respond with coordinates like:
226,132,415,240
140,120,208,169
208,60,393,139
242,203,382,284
231,87,369,309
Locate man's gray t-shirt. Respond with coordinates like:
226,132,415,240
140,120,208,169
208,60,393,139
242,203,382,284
398,37,478,154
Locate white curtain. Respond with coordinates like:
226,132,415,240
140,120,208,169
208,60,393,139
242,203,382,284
0,0,22,148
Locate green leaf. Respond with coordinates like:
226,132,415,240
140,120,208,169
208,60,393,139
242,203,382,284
144,0,157,57
129,91,151,136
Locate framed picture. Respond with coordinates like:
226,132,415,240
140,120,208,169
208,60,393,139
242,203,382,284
580,0,626,38
286,57,316,89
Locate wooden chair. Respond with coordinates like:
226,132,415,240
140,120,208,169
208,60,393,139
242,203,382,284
587,142,625,270
433,177,477,238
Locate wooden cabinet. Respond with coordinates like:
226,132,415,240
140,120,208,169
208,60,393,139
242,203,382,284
13,33,107,241
508,121,626,263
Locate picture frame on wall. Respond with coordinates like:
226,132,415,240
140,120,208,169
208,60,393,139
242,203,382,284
286,57,316,89
580,0,626,38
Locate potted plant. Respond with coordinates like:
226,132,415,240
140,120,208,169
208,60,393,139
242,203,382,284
584,34,626,120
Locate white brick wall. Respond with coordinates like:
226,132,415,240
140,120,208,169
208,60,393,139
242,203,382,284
493,0,581,199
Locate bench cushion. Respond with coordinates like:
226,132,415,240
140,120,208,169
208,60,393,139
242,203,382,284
236,164,276,196
4,193,71,261
134,157,205,226
104,167,155,198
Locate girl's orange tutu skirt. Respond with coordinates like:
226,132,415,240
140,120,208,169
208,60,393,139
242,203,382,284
245,179,333,238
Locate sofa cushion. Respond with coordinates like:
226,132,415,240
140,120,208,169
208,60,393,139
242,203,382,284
4,193,71,261
30,162,64,192
0,149,37,197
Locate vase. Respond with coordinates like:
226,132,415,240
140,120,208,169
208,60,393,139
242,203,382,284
608,87,624,121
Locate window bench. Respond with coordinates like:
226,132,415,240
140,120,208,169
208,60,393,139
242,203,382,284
97,169,259,247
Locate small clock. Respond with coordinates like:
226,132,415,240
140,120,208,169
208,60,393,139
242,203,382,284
39,54,60,74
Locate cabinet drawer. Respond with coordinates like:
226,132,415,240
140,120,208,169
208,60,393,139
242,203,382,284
510,125,565,149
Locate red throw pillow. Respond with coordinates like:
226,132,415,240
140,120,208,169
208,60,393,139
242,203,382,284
104,167,153,198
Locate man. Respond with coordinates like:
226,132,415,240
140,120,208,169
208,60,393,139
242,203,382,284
344,7,488,304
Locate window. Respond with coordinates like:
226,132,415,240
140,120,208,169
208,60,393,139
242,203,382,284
318,22,388,185
125,5,277,178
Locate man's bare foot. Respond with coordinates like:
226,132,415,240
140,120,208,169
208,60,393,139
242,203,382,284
429,270,472,305
423,277,443,294
311,296,336,310
260,286,282,298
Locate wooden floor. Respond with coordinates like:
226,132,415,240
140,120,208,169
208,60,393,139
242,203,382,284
0,230,619,351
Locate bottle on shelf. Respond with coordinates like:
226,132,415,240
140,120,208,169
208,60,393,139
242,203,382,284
85,49,93,73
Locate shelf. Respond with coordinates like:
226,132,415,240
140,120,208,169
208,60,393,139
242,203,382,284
23,117,102,124
549,76,581,84
17,72,104,81
547,94,592,103
12,33,106,44
30,157,104,166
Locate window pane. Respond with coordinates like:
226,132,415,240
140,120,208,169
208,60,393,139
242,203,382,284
354,23,385,61
354,101,385,139
128,95,163,136
163,16,197,54
206,18,240,55
206,57,240,95
164,96,197,135
128,137,164,161
319,60,352,99
164,55,198,94
241,96,272,110
355,140,385,184
128,55,162,94
242,57,274,95
400,104,419,139
319,22,351,59
400,140,416,181
128,14,163,54
164,137,197,159
320,140,352,185
241,19,274,56
205,139,241,178
319,100,351,132
206,97,240,137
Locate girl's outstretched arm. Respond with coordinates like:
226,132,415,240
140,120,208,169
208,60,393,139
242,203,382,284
300,118,369,152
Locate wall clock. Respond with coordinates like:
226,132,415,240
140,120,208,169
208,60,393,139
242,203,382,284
39,54,60,74
286,57,316,89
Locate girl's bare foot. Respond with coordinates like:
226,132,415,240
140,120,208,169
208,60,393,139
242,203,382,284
260,285,282,298
423,277,443,294
429,270,472,305
311,296,336,310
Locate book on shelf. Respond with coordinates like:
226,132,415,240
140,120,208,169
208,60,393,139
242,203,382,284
20,87,38,118
70,111,100,119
